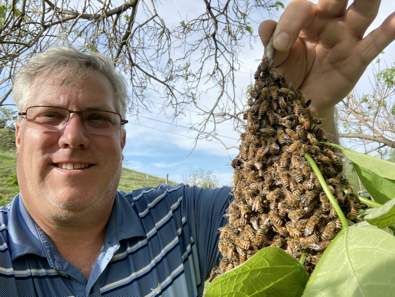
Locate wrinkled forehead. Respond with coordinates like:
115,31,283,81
28,67,115,109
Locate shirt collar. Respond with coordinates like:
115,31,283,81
8,191,146,261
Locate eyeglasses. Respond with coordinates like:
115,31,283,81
18,106,128,135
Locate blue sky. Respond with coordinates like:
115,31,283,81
4,0,395,186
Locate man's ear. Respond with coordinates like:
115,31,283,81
15,121,21,155
121,129,126,150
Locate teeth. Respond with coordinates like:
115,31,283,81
56,163,90,169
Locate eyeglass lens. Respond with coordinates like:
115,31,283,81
25,106,122,134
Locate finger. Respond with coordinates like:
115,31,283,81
258,20,292,67
272,0,316,51
344,0,381,36
258,20,277,48
317,0,348,18
357,12,395,64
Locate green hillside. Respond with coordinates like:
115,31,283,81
0,152,178,206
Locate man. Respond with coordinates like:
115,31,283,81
1,0,394,296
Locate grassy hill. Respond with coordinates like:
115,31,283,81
0,152,178,206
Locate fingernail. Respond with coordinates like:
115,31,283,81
275,32,290,50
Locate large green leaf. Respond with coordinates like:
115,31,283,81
365,198,395,227
303,224,395,297
206,247,308,297
328,143,395,204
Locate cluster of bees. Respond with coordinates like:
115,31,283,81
213,58,361,280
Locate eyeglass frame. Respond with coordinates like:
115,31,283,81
18,105,128,133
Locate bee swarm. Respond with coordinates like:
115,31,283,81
216,58,360,278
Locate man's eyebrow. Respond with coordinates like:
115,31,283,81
36,103,114,111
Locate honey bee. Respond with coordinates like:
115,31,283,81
305,214,319,236
270,235,285,248
323,166,337,176
268,138,280,154
245,134,257,144
260,126,276,137
279,172,289,188
252,196,264,213
235,236,251,250
254,80,265,92
254,67,261,79
249,89,258,99
240,141,249,152
261,87,269,98
278,202,288,217
285,128,298,140
278,152,290,168
316,153,331,165
305,233,320,246
335,217,342,230
279,96,287,109
286,239,301,258
347,196,361,220
258,100,270,118
291,169,303,183
280,87,295,98
294,100,303,115
256,144,270,162
299,113,311,130
295,218,309,231
319,192,331,212
310,240,331,251
310,254,322,265
287,140,302,153
236,246,247,264
301,190,316,206
274,223,288,237
307,133,319,146
277,127,289,144
247,97,254,107
315,127,328,141
327,178,341,185
269,86,278,99
267,110,279,125
286,222,301,238
269,210,282,226
250,182,264,191
244,224,256,241
288,209,306,220
209,266,220,282
321,221,336,240
278,118,293,129
335,187,345,205
250,215,260,231
267,188,283,201
295,125,307,140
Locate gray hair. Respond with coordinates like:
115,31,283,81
13,47,128,119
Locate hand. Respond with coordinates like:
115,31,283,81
258,0,395,116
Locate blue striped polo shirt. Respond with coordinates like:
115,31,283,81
0,184,232,296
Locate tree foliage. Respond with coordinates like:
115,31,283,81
0,0,283,143
337,61,395,157
0,107,16,152
181,166,219,188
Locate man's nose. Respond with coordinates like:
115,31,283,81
58,114,90,149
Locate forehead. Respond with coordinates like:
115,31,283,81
28,69,116,111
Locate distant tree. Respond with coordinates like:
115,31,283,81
181,166,219,188
337,61,395,157
0,107,16,152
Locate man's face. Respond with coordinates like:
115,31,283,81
15,70,126,220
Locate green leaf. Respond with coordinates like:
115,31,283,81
365,198,395,227
206,247,308,297
245,25,253,34
304,224,395,297
328,143,395,204
274,1,285,9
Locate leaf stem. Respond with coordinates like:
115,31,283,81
304,153,348,230
299,250,307,265
343,189,382,208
